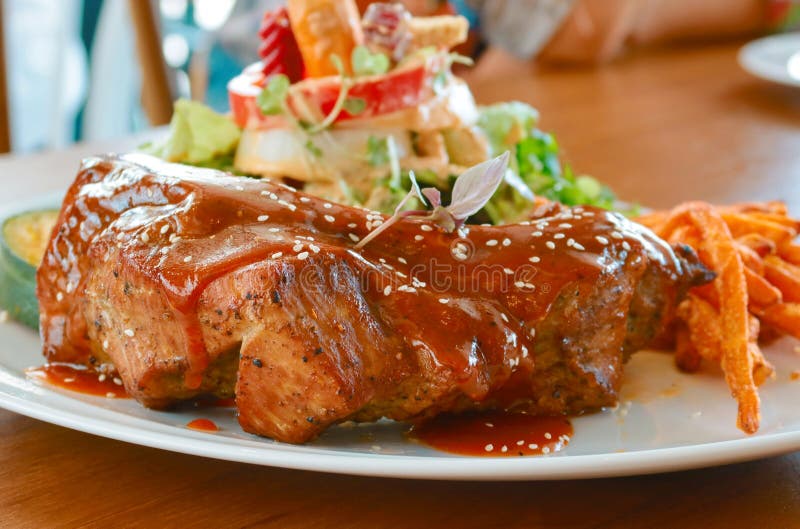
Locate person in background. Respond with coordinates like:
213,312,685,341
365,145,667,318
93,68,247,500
383,0,800,64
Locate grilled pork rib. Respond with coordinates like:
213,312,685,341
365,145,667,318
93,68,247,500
37,154,709,443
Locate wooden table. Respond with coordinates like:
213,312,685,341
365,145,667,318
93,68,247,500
2,40,800,528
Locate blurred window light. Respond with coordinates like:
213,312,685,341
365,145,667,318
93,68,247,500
160,0,188,20
193,0,236,31
163,33,190,68
788,51,800,81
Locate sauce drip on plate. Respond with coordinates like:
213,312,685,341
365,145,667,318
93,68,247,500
410,411,572,457
186,418,219,432
26,364,129,398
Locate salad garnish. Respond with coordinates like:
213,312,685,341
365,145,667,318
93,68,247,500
355,152,509,249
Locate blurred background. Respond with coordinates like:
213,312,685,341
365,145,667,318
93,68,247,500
0,0,791,155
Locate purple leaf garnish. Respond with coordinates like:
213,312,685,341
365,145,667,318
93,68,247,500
354,152,511,249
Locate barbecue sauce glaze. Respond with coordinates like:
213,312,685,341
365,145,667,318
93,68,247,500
36,154,690,446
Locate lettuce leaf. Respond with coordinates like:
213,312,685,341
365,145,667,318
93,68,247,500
141,99,241,169
476,102,620,223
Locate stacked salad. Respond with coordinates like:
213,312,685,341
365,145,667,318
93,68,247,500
144,1,618,224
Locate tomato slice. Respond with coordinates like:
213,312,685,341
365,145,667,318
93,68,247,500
228,57,442,130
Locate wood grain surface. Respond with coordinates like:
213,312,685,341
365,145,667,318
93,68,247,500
1,40,800,528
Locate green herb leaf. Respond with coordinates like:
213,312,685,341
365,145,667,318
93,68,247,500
366,136,390,166
351,45,390,76
343,97,367,115
329,53,346,76
257,74,290,116
305,140,323,158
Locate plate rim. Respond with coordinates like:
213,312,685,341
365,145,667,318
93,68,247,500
738,32,800,88
1,359,800,481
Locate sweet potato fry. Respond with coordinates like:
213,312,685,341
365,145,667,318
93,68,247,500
763,255,800,303
755,303,800,340
636,199,800,435
735,242,765,274
744,266,782,307
723,201,788,216
721,212,796,245
688,206,760,434
778,243,800,266
681,295,722,363
747,315,773,386
736,233,777,257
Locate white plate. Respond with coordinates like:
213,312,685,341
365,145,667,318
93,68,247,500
739,33,800,88
1,174,800,481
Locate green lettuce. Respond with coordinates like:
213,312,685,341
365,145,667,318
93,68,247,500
476,102,619,223
141,99,241,170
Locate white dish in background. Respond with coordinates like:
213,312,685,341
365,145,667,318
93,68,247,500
739,32,800,88
1,177,800,481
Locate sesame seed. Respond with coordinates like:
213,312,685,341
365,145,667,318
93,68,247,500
545,241,556,250
611,231,624,239
522,345,528,358
183,255,192,263
297,251,309,260
502,238,511,246
485,444,494,452
504,268,514,275
268,227,280,233
566,238,575,247
544,432,552,439
542,447,551,454
514,281,525,288
309,244,320,253
123,329,135,337
271,252,283,258
525,283,535,290
56,292,64,302
347,223,357,228
528,443,538,450
398,257,407,264
532,231,543,237
500,313,509,322
486,239,498,247
321,215,334,223
260,190,269,196
348,233,360,243
529,256,540,263
595,236,609,245
414,235,424,241
141,231,150,243
420,225,433,232
517,440,525,446
113,377,122,386
622,241,632,251
257,215,269,222
323,203,333,209
559,223,572,228
439,298,449,304
501,445,508,453
553,233,565,240
106,392,116,398
292,243,304,252
383,286,392,296
485,422,494,428
102,340,109,350
98,374,106,382
299,196,311,203
573,242,586,251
